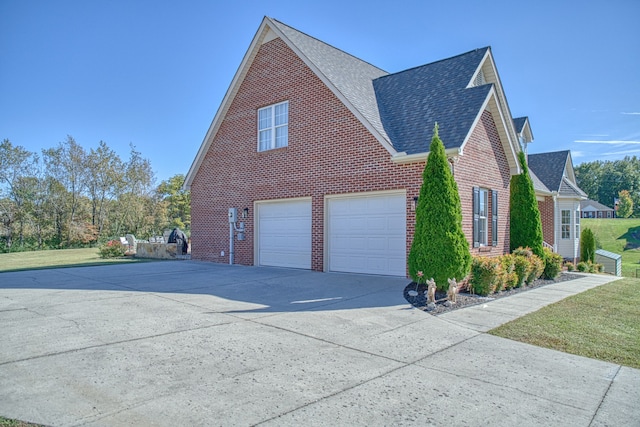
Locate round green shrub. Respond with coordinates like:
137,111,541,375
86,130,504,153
98,240,126,258
502,271,519,290
576,261,589,272
512,246,533,258
542,247,563,279
565,262,575,271
513,255,532,287
526,254,545,283
469,256,501,296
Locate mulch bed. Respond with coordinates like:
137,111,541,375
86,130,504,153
404,273,583,315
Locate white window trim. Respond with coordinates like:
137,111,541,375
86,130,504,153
477,188,488,246
257,101,288,152
561,209,571,239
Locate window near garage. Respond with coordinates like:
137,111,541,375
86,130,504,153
258,101,288,151
561,209,571,239
473,187,489,247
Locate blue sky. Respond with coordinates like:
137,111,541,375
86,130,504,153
1,0,638,183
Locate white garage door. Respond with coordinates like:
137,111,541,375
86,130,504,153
327,192,406,276
257,199,311,269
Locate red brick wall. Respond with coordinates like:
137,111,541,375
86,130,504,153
538,197,555,246
457,110,512,257
190,37,512,273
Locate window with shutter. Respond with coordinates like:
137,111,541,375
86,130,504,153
473,187,489,247
492,190,498,246
473,187,480,247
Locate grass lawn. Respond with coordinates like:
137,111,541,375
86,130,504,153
0,417,43,427
490,277,640,369
582,218,640,277
0,247,153,273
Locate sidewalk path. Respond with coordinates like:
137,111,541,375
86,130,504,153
439,273,621,332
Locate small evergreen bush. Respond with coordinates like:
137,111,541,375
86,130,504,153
512,247,543,284
542,247,563,279
513,255,532,288
580,228,596,264
527,255,545,283
565,261,575,271
510,152,544,258
408,124,471,291
98,240,126,258
577,260,604,273
502,270,519,291
512,246,533,258
469,256,501,296
499,254,515,291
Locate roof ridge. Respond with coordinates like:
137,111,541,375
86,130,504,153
269,18,388,74
375,46,490,80
529,149,569,157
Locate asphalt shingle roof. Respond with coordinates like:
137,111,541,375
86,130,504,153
372,48,491,154
513,117,528,134
527,151,570,192
270,19,391,143
529,169,550,193
581,200,614,211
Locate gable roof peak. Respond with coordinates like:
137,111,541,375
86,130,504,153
267,18,387,74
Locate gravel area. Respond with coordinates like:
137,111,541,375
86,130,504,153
404,273,584,315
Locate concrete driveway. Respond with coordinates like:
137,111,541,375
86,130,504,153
0,261,638,426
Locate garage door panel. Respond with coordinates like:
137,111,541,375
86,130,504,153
328,193,406,276
258,199,311,269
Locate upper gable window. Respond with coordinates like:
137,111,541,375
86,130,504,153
258,101,288,151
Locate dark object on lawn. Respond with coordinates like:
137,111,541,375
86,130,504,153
168,228,188,255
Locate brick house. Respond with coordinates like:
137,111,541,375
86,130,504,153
185,17,527,277
527,150,587,261
581,199,615,219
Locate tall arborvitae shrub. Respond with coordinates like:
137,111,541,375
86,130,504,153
580,228,596,263
408,124,471,291
510,151,544,258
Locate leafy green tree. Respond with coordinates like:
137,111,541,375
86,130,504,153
576,156,640,217
43,136,90,246
86,141,124,235
157,174,191,231
580,228,596,263
408,124,471,290
0,139,38,249
617,190,633,218
510,151,544,257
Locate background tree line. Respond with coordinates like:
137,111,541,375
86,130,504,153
0,136,190,252
575,156,640,218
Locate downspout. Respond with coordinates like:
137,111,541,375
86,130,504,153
553,195,558,253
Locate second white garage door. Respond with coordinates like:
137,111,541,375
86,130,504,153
327,192,406,276
256,198,312,269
